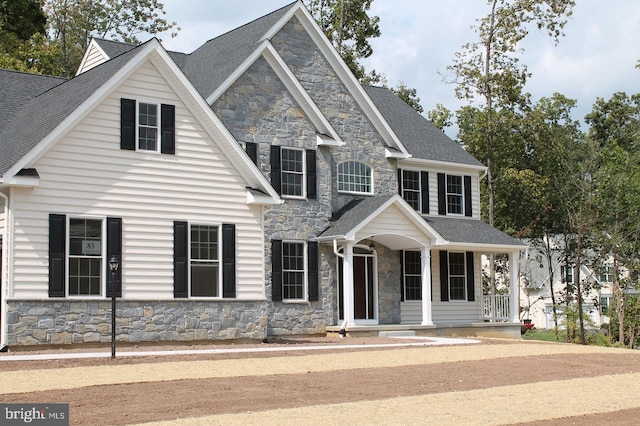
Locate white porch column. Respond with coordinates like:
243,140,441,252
421,247,433,325
509,250,520,323
343,241,356,327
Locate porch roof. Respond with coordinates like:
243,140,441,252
425,216,526,252
316,194,445,249
316,195,526,252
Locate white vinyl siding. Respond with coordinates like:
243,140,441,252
77,44,109,74
424,168,481,220
430,250,482,324
9,61,264,300
358,204,432,247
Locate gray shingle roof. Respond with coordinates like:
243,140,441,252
0,44,144,175
93,38,137,58
363,85,484,167
93,37,188,68
426,216,525,248
319,195,397,238
0,70,67,133
181,2,296,98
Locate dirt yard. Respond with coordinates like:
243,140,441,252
1,337,640,425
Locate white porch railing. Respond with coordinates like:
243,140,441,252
483,295,511,321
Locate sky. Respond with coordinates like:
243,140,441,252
156,1,639,138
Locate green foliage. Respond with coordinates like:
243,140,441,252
426,104,453,131
0,0,47,40
0,32,64,75
304,0,380,82
391,82,423,114
42,0,179,76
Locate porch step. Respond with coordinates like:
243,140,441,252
378,330,416,338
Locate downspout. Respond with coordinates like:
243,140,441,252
333,239,347,336
0,190,9,351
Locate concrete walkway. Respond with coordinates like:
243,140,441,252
0,336,480,362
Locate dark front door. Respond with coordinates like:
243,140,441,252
339,250,376,321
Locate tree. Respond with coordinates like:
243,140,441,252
392,82,423,114
586,92,640,347
0,0,63,75
0,0,47,40
446,0,575,291
304,0,380,82
304,0,424,113
45,0,179,76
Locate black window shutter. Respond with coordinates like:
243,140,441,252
437,173,446,215
161,104,175,154
173,221,188,298
307,241,319,301
439,250,449,302
464,175,472,217
245,142,258,165
120,98,136,151
397,168,403,195
466,251,475,301
48,214,66,297
306,149,317,199
222,224,236,298
271,240,283,301
270,146,281,195
399,251,405,302
421,171,430,214
106,217,122,297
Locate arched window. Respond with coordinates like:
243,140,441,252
337,161,372,194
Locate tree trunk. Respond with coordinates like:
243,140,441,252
544,235,560,341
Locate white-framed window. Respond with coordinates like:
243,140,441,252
338,161,372,194
403,250,422,300
190,224,221,297
68,217,104,296
561,265,574,284
138,102,159,152
448,251,467,300
402,170,421,211
281,147,305,197
282,241,306,300
600,265,614,283
600,296,610,315
446,174,463,215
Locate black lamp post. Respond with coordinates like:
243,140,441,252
108,255,120,359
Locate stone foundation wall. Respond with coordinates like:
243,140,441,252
6,300,271,346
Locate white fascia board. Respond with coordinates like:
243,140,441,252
385,148,411,159
3,41,161,180
443,242,527,253
261,2,409,155
204,41,344,146
247,189,282,205
292,7,410,157
398,157,487,174
0,176,39,187
262,43,343,145
149,46,281,204
205,41,265,105
346,194,446,245
75,38,109,76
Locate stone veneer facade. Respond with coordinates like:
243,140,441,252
4,16,403,346
213,17,401,336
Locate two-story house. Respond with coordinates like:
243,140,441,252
0,1,525,349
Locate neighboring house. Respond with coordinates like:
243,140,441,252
519,235,640,329
0,1,525,349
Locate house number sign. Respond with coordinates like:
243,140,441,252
82,239,101,255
